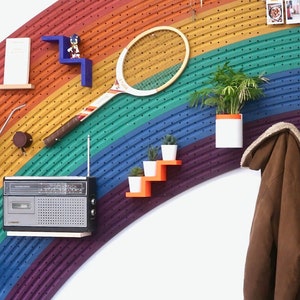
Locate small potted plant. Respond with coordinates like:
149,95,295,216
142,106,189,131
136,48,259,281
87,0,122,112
189,62,269,148
161,134,178,160
143,145,159,176
128,166,144,193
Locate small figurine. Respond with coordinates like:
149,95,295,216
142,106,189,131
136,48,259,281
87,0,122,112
67,33,80,58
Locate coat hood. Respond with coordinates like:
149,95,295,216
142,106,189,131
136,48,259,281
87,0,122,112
241,122,300,171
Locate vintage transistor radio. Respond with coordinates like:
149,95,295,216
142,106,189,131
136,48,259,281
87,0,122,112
3,176,97,238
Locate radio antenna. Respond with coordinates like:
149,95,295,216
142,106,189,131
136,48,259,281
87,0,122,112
87,135,90,177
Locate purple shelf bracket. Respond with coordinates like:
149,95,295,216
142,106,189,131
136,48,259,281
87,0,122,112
42,35,92,87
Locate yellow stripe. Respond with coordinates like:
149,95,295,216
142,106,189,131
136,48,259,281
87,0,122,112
0,53,119,178
176,0,292,57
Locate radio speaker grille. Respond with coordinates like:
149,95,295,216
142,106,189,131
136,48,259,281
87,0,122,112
37,197,87,227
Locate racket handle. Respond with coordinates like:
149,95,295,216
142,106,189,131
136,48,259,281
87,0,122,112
44,116,81,147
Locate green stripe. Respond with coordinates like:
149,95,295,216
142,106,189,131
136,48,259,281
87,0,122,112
15,27,300,177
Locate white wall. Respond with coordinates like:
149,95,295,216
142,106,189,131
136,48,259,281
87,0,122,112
1,2,261,299
53,168,260,300
0,1,58,42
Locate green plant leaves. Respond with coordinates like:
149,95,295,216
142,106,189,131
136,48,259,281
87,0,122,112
189,62,269,114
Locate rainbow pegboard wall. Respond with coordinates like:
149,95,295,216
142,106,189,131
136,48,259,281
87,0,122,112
0,0,300,299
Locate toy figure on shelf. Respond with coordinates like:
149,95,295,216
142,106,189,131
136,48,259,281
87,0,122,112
67,33,80,58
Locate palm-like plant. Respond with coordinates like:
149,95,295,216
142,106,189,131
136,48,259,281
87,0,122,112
189,62,269,114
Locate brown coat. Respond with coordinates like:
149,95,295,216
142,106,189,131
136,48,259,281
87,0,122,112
241,122,300,300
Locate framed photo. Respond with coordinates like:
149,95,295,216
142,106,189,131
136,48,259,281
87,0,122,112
266,0,284,24
285,0,300,24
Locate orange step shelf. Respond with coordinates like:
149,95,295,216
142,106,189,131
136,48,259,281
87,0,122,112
125,160,182,198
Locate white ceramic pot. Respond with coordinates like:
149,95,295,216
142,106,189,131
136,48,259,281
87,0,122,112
143,161,157,177
215,114,243,148
161,145,178,160
128,176,142,193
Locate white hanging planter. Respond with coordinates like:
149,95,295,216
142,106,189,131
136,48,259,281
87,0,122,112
215,114,243,148
143,161,157,177
128,176,142,193
161,145,178,160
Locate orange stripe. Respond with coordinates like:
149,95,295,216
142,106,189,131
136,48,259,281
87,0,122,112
216,114,242,120
0,0,289,135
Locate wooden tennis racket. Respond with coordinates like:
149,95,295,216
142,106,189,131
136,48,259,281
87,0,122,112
44,26,190,147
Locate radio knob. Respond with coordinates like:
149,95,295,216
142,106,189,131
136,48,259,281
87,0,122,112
90,198,96,205
91,209,96,216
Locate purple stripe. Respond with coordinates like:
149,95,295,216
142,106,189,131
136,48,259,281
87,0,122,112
6,110,300,299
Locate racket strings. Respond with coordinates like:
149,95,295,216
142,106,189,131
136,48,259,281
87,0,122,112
123,29,187,91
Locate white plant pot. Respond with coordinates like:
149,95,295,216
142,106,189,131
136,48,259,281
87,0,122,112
128,176,142,193
143,161,157,177
215,114,243,148
161,145,178,160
